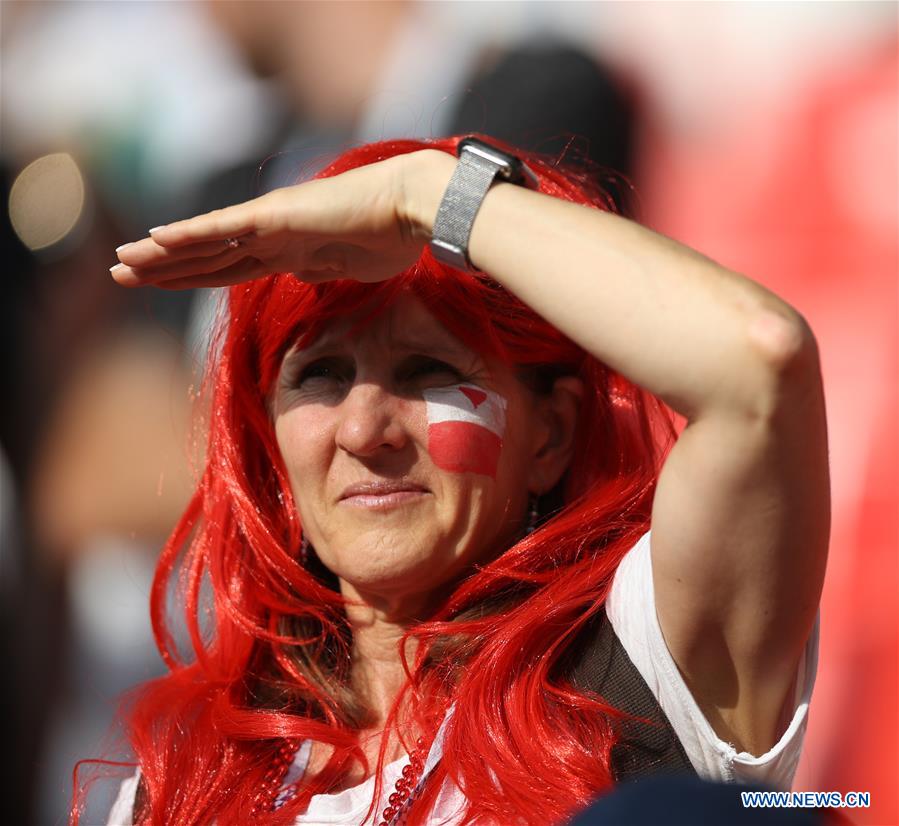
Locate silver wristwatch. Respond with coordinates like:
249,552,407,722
429,137,537,272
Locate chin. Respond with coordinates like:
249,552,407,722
330,544,450,592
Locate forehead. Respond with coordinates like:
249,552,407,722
296,294,476,361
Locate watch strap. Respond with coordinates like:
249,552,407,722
430,138,535,272
430,150,504,271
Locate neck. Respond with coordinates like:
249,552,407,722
339,581,425,729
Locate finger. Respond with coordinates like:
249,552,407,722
116,236,252,267
112,245,254,286
150,257,280,290
155,271,266,291
155,263,340,291
147,198,270,249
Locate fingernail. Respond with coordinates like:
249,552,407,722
110,263,126,273
148,225,166,235
115,243,133,253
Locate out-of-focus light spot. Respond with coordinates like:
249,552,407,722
8,152,86,250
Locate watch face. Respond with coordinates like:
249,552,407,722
459,138,514,174
458,137,535,187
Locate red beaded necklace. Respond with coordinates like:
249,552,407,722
250,730,436,824
249,737,301,817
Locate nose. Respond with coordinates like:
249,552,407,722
335,382,409,457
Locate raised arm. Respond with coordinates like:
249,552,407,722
402,149,829,756
111,145,829,755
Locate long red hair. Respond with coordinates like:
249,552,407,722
73,136,677,825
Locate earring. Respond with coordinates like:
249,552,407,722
525,494,540,535
299,535,310,565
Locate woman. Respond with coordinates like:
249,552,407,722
93,135,828,825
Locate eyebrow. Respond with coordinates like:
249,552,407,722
290,333,475,363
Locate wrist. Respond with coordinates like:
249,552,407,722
398,149,457,244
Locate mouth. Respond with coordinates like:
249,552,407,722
338,480,431,510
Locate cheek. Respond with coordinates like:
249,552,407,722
274,409,330,478
423,385,508,481
427,427,503,479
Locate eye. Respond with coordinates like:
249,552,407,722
402,357,462,382
296,357,353,386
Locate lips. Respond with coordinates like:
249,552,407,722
339,480,430,501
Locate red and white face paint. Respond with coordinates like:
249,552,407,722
422,383,508,479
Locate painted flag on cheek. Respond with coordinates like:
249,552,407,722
422,384,508,479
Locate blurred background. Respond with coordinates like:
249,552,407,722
1,2,895,824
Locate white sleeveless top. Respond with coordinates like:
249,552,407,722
107,529,819,825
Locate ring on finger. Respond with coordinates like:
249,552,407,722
224,237,241,249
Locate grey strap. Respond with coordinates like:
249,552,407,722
429,151,505,272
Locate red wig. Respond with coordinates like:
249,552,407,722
73,136,677,825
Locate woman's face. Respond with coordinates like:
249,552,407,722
271,295,562,617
